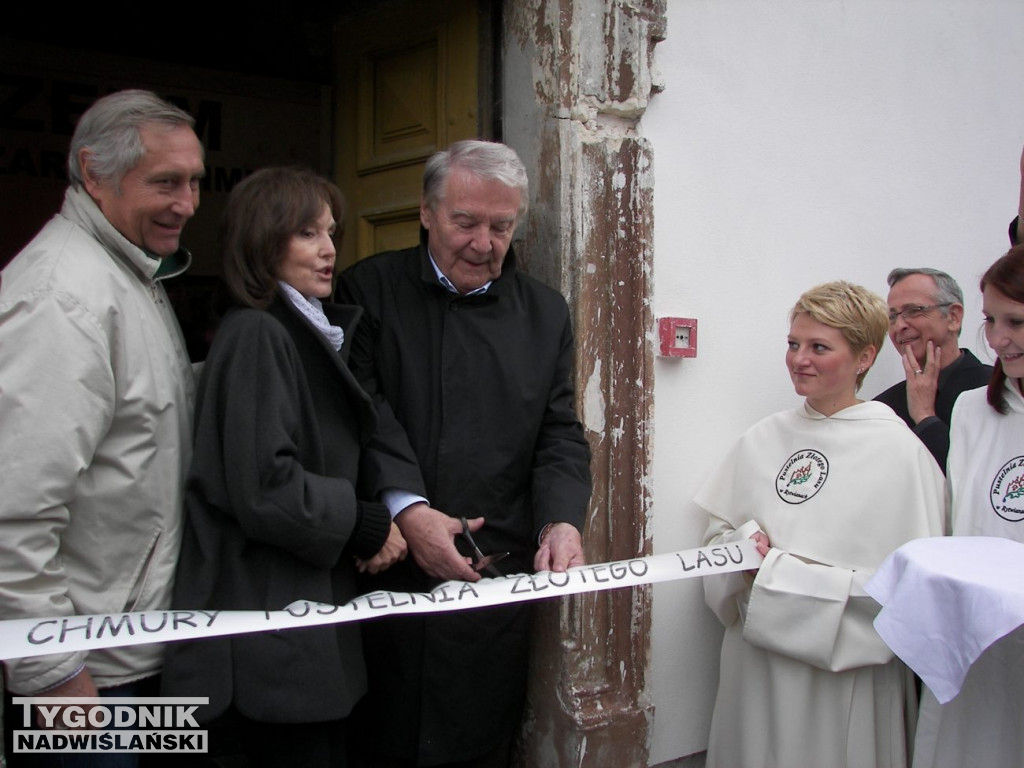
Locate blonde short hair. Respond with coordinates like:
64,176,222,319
790,280,888,390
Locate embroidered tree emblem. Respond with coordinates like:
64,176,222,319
788,463,813,487
1003,474,1024,502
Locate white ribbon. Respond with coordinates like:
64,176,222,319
0,541,761,661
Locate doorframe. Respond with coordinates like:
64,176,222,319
499,1,667,765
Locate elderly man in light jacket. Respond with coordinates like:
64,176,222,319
0,89,205,764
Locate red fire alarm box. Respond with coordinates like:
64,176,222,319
658,317,698,358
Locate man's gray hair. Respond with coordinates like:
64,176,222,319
422,139,529,219
68,89,197,191
886,267,965,314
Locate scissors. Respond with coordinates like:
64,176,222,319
460,517,509,577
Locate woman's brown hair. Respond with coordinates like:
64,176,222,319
221,166,344,309
981,244,1024,413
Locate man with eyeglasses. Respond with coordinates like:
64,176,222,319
874,268,992,471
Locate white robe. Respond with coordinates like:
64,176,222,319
697,401,946,768
914,380,1024,768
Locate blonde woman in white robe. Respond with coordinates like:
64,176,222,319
913,245,1024,768
698,281,946,768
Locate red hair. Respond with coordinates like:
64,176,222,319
980,245,1024,413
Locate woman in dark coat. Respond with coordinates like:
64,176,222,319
161,167,409,767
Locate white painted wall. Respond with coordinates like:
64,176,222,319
641,1,1024,762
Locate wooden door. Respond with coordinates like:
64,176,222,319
333,0,487,269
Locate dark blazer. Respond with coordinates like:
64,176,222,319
162,294,400,723
874,348,992,472
336,236,592,764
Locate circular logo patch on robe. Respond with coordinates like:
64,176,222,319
989,456,1024,523
776,449,829,504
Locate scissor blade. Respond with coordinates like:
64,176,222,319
473,552,510,573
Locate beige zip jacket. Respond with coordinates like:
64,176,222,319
0,187,195,693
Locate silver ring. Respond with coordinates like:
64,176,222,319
914,369,923,375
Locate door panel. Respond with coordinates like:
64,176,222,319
334,0,483,268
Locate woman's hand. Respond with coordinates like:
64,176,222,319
744,530,771,576
356,522,408,574
750,530,771,558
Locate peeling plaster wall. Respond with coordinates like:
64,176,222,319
503,2,663,766
643,1,1024,763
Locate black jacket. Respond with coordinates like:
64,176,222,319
874,348,992,472
162,294,403,723
336,237,592,763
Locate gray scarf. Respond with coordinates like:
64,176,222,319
278,282,344,351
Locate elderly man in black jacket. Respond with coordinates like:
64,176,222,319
874,267,992,472
337,140,592,768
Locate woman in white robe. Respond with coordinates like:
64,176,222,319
913,245,1024,768
698,281,946,768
